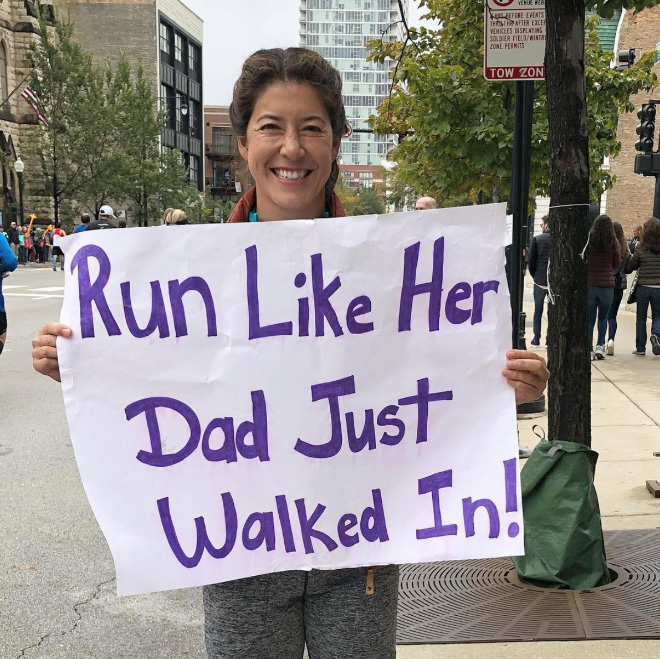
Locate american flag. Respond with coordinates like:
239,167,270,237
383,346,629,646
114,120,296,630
20,86,48,126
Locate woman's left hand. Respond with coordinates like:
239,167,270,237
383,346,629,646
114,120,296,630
502,350,550,405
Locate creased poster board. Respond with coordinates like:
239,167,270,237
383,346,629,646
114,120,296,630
58,204,523,596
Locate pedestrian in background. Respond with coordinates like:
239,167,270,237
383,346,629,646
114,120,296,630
629,224,642,254
51,225,66,271
0,230,18,356
587,214,620,360
17,226,26,264
165,209,188,226
34,226,44,263
87,205,117,231
161,208,174,226
625,217,660,356
415,196,437,210
528,216,550,347
605,222,629,356
74,213,91,233
7,222,19,258
42,225,53,264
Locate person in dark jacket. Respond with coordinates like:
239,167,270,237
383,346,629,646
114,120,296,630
6,221,19,258
629,224,642,254
625,217,660,356
588,214,620,360
605,222,629,355
528,217,550,347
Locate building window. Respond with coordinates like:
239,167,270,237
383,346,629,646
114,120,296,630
189,43,199,72
160,83,168,110
176,97,187,132
0,43,7,103
159,23,171,55
189,156,199,185
189,99,198,135
175,34,184,63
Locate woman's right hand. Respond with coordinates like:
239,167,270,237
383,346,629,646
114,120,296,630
32,323,72,383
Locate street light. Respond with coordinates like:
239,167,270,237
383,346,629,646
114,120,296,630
159,94,188,115
13,156,25,227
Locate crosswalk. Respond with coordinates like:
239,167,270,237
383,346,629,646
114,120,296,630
2,284,64,300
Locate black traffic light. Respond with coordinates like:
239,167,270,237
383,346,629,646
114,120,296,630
636,103,656,152
615,48,636,71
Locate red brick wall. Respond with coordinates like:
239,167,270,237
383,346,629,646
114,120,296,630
607,7,660,236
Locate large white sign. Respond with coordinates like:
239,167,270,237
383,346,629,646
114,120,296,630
58,206,523,597
484,0,546,81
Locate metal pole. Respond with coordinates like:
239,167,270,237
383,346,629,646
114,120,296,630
18,172,24,227
52,137,59,225
510,80,534,350
653,174,660,219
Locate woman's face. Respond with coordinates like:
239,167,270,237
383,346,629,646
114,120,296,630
238,81,340,221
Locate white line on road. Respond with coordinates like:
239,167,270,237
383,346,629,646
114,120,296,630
3,293,64,299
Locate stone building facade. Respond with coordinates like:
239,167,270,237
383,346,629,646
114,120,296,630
0,1,55,229
606,7,660,236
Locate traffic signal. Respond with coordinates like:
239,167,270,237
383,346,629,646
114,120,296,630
636,103,656,152
615,48,636,71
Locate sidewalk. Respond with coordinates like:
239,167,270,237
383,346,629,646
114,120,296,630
396,278,660,658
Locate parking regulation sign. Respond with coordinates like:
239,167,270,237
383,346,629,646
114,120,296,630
484,0,545,81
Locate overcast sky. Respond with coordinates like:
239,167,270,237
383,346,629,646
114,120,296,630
183,0,431,105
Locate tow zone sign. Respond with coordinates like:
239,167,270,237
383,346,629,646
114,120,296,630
484,0,546,81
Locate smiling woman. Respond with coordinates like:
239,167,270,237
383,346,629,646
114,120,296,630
30,45,550,659
227,48,349,224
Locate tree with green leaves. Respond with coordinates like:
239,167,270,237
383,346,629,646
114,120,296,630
367,3,656,208
336,181,386,216
28,8,101,224
111,62,194,226
29,7,199,226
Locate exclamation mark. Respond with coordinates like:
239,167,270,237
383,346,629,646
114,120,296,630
503,458,520,538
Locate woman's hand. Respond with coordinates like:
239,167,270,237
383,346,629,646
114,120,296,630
502,349,550,405
32,323,72,383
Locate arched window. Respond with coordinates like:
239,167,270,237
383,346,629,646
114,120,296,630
0,43,8,103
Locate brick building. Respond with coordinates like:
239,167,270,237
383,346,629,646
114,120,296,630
0,2,55,229
606,7,660,235
204,106,251,205
56,0,204,191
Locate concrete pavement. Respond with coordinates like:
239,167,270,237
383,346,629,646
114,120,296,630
1,266,659,658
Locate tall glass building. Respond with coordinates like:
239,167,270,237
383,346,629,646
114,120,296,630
299,0,408,184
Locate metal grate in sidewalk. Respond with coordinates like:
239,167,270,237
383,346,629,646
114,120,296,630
397,529,660,643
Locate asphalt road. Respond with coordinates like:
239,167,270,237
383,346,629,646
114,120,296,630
0,265,205,659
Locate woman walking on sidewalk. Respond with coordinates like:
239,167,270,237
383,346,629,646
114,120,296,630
588,214,621,360
625,217,660,356
605,222,629,355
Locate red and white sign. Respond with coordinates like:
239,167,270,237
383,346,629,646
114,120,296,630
484,0,546,81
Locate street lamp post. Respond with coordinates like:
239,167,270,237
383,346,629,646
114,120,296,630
13,156,25,227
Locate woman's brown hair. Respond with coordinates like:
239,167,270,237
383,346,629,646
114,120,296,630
589,214,617,252
612,221,628,263
229,48,349,199
641,217,660,254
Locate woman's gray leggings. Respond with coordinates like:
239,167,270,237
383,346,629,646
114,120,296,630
203,565,399,659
